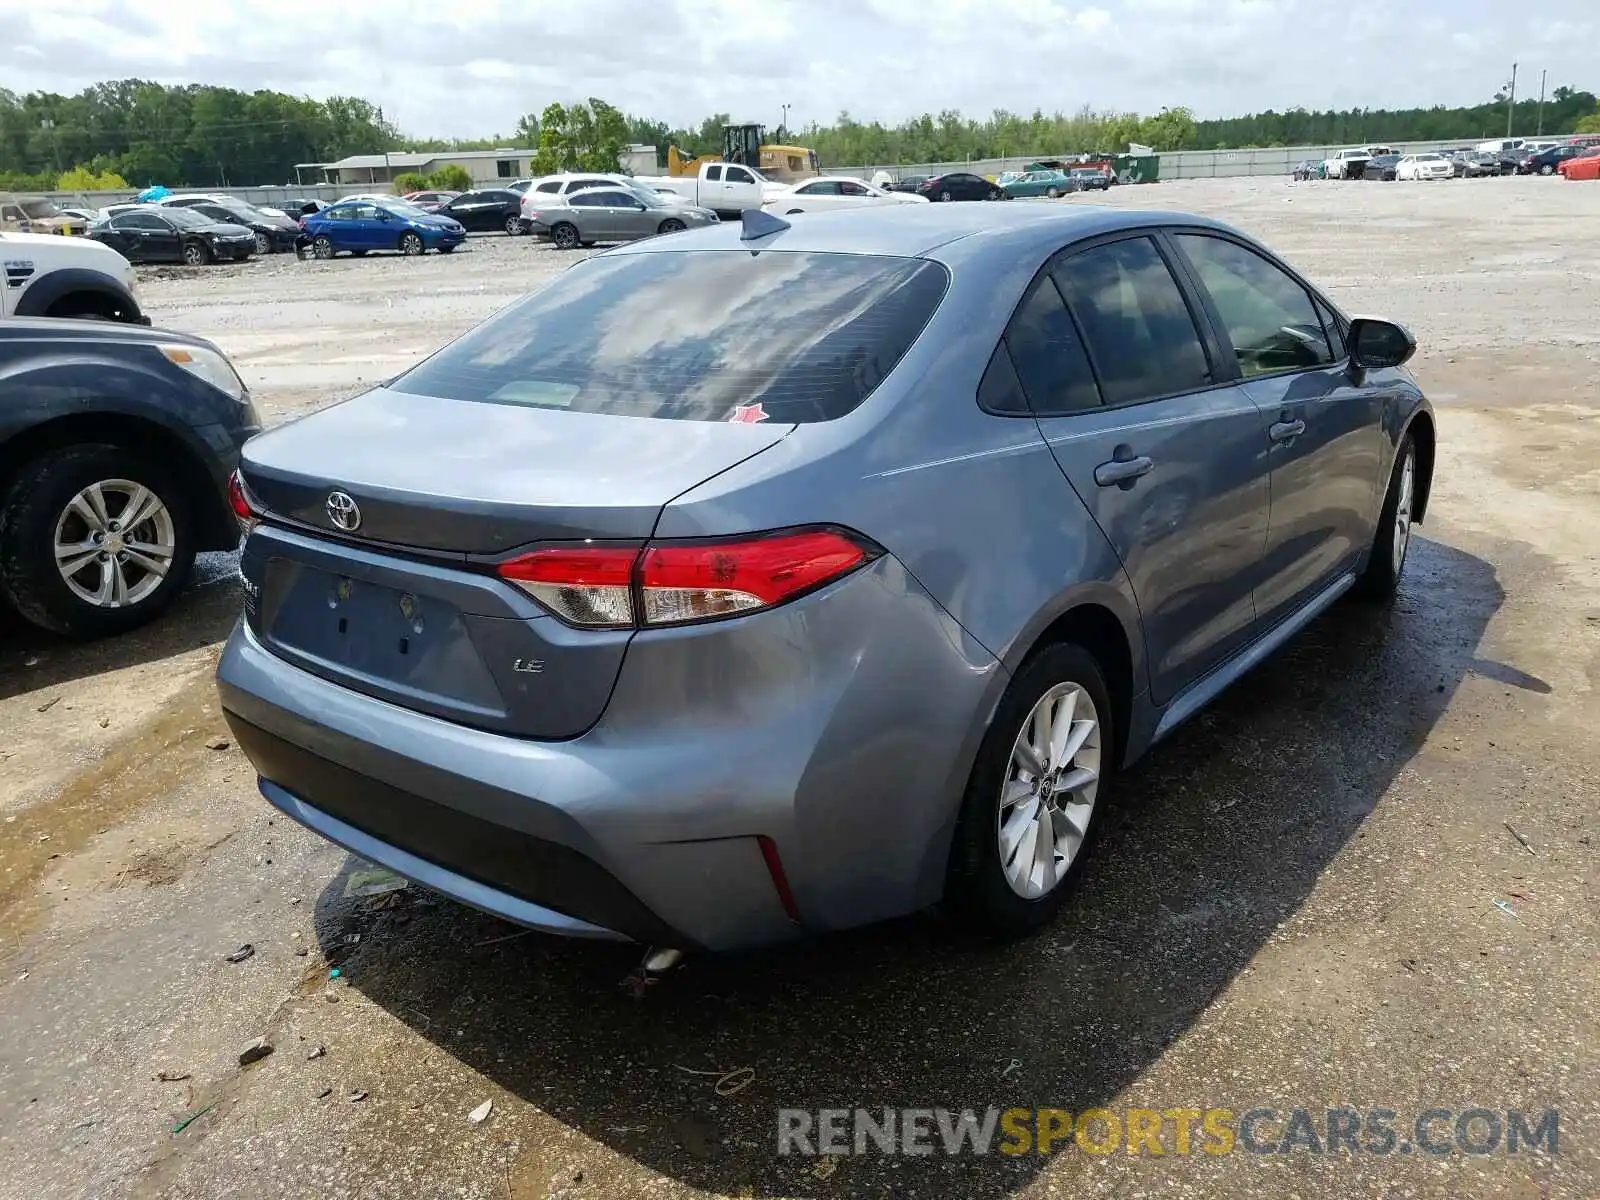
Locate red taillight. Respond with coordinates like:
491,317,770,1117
228,469,262,530
494,528,874,629
497,544,637,628
638,529,867,624
757,835,800,923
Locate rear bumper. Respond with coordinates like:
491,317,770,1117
216,554,1003,951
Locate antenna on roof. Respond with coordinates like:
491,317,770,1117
740,209,790,241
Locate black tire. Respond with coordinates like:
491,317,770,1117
658,218,686,234
1353,433,1418,602
504,214,524,235
1046,187,1060,198
43,291,135,323
939,190,953,202
438,244,456,254
253,232,271,256
399,231,425,256
1540,164,1554,176
550,222,580,250
946,643,1114,935
988,188,1004,200
0,444,196,639
182,240,210,267
312,235,335,260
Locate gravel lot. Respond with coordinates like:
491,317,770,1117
1,176,1597,1200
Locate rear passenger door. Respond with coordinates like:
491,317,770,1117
346,204,385,249
1167,231,1383,627
1011,234,1273,703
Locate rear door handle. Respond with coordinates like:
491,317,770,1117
1269,418,1306,443
1094,455,1154,487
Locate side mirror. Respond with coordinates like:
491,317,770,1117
1348,316,1416,370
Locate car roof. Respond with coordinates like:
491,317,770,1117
608,204,1239,263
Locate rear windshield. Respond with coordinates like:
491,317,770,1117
393,250,949,423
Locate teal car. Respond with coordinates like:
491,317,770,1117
1000,170,1076,198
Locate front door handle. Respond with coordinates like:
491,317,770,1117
1269,418,1306,443
1094,455,1154,487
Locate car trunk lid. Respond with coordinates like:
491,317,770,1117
239,387,792,737
240,385,793,553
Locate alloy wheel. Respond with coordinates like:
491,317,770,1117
1392,447,1416,574
996,682,1102,899
254,232,270,255
182,243,205,267
313,236,334,259
53,479,176,609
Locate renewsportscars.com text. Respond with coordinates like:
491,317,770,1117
777,1106,1559,1158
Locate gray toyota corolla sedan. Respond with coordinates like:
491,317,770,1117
217,204,1434,953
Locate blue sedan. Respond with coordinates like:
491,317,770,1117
301,200,465,258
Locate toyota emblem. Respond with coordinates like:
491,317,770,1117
325,490,361,532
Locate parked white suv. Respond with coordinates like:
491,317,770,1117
1,231,147,324
519,174,642,227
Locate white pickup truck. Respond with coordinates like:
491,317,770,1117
1,231,147,323
1323,146,1395,179
631,162,767,218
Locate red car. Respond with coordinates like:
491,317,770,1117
1557,146,1600,181
400,190,460,212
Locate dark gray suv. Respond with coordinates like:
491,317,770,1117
0,319,258,637
218,205,1433,953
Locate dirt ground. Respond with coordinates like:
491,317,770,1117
1,176,1597,1199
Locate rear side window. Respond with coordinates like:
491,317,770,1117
1002,278,1101,415
1052,237,1211,405
115,212,165,230
1315,298,1346,360
705,166,722,181
977,344,1029,415
1172,233,1332,376
536,181,561,193
394,251,949,423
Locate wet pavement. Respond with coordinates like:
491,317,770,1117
0,177,1597,1198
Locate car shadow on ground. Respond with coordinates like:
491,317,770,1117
0,552,240,701
318,535,1505,1198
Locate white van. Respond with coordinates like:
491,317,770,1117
1476,138,1526,154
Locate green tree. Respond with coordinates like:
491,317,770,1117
1575,108,1600,134
427,163,472,191
1139,106,1197,151
528,99,630,173
513,111,540,146
57,164,128,190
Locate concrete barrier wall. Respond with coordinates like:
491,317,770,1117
41,183,358,209
849,134,1582,181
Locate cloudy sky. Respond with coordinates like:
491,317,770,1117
4,0,1594,139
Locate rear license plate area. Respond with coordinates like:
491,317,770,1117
263,562,463,679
